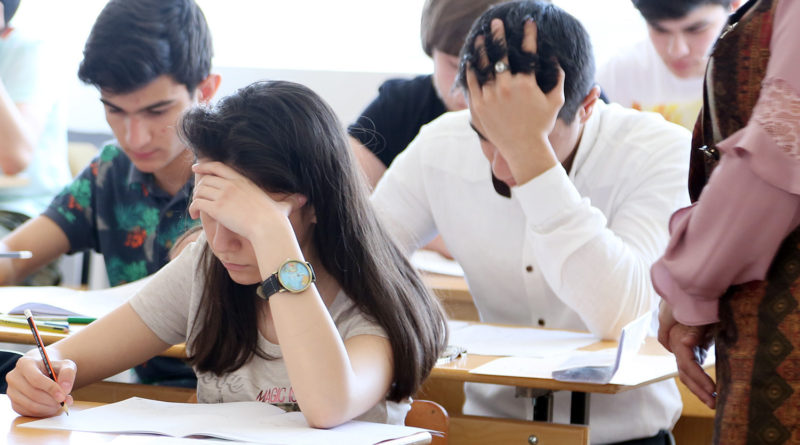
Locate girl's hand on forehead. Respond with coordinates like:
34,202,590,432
189,161,299,239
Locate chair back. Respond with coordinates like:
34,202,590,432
405,399,449,445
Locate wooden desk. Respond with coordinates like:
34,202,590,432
421,272,478,321
1,396,431,445
0,325,185,359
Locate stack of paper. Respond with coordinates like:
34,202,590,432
21,397,427,445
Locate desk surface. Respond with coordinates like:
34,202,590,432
1,324,675,395
0,325,186,359
431,336,676,394
1,396,431,445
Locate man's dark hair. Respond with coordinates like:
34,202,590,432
632,0,733,22
421,0,511,57
78,0,212,94
1,0,20,26
457,0,595,123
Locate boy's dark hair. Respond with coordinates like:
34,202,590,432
632,0,733,22
1,0,20,25
457,0,595,123
78,0,212,94
421,0,511,57
179,81,447,402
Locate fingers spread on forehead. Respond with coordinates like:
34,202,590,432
522,18,538,54
472,35,491,71
485,18,510,69
465,64,484,105
468,35,493,86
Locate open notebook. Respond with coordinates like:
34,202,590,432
0,278,149,319
21,397,427,445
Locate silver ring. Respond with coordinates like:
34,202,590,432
494,61,509,74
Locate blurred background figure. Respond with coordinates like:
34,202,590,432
0,0,70,285
348,0,511,189
598,0,740,130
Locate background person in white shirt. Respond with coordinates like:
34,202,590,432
597,0,740,130
371,1,691,443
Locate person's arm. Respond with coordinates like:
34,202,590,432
651,0,800,326
0,215,70,284
0,79,44,175
5,302,170,417
370,126,440,256
348,136,387,189
191,161,393,429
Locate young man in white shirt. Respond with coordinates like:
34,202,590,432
372,2,690,443
598,0,740,130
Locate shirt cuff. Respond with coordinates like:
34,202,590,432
651,259,720,326
514,164,583,230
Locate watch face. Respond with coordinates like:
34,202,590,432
277,260,313,292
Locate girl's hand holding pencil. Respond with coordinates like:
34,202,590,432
5,311,76,418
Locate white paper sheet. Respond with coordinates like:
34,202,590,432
110,436,260,445
0,278,148,318
21,397,426,445
551,312,652,383
468,313,682,386
447,323,597,357
410,250,464,277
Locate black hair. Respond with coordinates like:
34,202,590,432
78,0,212,94
179,80,448,402
457,0,595,123
633,0,733,22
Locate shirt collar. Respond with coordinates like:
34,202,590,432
126,163,194,199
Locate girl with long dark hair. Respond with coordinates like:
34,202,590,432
7,81,447,427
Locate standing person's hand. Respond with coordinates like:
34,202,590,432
6,355,75,417
658,301,717,408
465,18,563,185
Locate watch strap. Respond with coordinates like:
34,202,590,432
256,274,282,301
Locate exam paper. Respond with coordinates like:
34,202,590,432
411,249,465,276
447,323,597,357
551,311,651,383
0,278,148,318
21,397,427,445
468,313,681,386
111,436,260,445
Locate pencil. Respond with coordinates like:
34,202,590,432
0,251,32,259
23,309,69,415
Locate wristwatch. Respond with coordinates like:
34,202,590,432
256,259,316,300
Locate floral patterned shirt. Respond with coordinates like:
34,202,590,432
43,144,198,286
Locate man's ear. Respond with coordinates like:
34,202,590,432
196,74,221,104
730,0,743,11
577,85,601,125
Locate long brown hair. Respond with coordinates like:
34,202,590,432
178,81,447,401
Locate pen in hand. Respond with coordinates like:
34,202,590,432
24,309,69,416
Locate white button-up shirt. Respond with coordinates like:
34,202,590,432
372,103,690,443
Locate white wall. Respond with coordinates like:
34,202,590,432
13,0,646,137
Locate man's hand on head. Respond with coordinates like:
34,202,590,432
466,18,563,186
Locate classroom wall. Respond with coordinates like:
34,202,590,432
15,0,646,138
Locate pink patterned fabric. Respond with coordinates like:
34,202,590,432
752,78,800,161
651,0,800,326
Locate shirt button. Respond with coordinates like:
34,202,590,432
538,319,545,327
525,265,533,272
